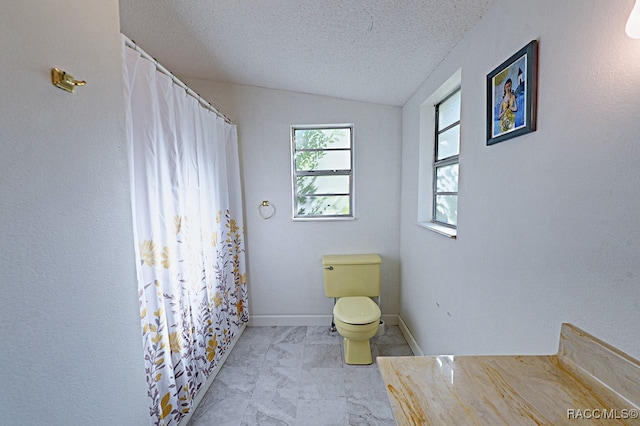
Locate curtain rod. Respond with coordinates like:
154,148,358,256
123,34,233,125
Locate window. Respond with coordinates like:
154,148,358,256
291,125,353,219
433,90,460,228
417,69,461,238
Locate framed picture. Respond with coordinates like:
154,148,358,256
486,40,538,145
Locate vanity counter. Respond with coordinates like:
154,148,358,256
378,324,640,425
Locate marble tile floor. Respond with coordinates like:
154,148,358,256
188,325,413,426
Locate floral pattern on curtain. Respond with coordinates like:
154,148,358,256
122,38,248,425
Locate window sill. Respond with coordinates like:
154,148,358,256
293,216,355,222
417,221,457,239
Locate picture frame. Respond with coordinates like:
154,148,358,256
486,40,538,145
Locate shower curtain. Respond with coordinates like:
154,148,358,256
122,39,248,425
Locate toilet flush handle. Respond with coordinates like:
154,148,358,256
325,266,334,270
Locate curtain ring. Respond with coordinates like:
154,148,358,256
257,200,275,220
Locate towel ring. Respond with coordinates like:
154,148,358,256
257,200,275,220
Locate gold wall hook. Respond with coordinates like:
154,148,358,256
51,68,86,93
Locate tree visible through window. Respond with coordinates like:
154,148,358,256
291,125,353,219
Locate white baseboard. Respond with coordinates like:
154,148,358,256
249,315,331,326
249,314,399,327
398,315,423,356
180,322,247,426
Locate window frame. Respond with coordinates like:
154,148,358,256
290,124,355,221
432,90,460,229
416,69,461,239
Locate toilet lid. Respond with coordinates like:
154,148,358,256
334,296,381,325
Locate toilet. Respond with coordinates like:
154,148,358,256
322,254,382,365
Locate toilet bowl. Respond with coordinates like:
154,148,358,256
323,253,382,365
333,296,380,364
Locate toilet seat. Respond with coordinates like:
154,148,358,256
334,296,380,325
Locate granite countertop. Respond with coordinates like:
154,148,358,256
378,324,640,425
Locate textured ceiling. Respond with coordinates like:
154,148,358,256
119,0,496,106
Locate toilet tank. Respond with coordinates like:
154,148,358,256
322,254,382,298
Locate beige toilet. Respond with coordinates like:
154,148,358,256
322,254,382,365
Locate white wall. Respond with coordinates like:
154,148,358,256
400,0,640,358
1,1,148,424
183,79,403,325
